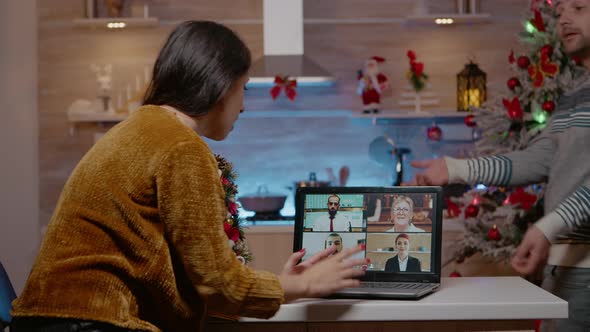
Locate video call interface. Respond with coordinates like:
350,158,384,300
301,192,436,273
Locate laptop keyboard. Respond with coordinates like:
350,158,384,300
360,282,431,289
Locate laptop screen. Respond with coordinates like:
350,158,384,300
294,186,442,283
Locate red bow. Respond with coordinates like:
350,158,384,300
507,188,537,211
528,53,559,87
270,75,297,101
503,97,523,120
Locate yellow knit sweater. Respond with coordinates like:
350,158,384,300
11,106,284,331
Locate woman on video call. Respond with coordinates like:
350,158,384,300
386,195,425,233
384,233,422,273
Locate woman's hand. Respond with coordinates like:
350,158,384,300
404,158,449,186
279,245,367,302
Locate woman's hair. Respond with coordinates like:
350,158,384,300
395,233,410,243
143,20,251,117
390,195,414,218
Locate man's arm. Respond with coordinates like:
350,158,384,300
535,184,590,241
446,129,555,186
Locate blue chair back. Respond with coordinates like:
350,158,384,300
0,262,16,329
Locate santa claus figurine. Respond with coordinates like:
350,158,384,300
357,56,390,114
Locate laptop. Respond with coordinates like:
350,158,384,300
293,186,443,300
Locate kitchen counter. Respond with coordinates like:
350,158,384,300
206,277,567,332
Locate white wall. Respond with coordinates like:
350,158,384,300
0,0,40,293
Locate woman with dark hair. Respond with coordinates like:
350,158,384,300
10,21,366,332
384,233,422,273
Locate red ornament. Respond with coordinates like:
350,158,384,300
426,123,443,141
540,44,554,57
464,114,477,128
270,75,297,101
507,77,520,91
542,100,556,113
464,204,479,218
449,271,462,278
487,224,501,241
503,97,523,120
517,56,530,69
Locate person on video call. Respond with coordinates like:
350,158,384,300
325,233,343,255
386,195,425,233
312,195,352,232
384,233,422,272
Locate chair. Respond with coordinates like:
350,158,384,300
0,262,17,331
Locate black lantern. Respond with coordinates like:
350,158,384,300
457,61,487,112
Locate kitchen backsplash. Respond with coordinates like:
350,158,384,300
206,113,474,216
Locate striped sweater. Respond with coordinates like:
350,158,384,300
446,68,590,267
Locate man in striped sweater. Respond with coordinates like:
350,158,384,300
409,1,590,330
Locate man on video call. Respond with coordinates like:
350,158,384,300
312,195,352,232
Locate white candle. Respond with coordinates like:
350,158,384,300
117,92,122,109
144,4,149,18
126,84,132,100
469,0,478,14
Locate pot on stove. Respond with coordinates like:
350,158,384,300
239,185,287,213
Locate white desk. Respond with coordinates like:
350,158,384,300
207,277,567,332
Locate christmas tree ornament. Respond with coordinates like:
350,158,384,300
530,9,546,32
357,56,390,114
270,75,297,101
507,187,538,211
507,77,520,90
542,100,555,113
464,204,479,218
517,56,531,69
464,114,477,127
426,123,443,141
449,271,462,278
487,224,501,241
503,97,524,120
540,44,553,57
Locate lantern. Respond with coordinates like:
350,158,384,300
457,61,487,112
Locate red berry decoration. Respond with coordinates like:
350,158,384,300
464,114,477,127
542,100,556,113
507,77,520,91
488,224,501,241
449,271,462,278
464,204,479,218
540,44,553,57
517,56,530,69
426,123,443,141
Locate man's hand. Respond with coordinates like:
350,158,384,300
511,226,551,275
405,158,449,186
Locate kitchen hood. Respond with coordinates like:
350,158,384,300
247,0,335,87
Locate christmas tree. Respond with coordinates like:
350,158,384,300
449,0,581,264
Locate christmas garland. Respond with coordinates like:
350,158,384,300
215,155,253,264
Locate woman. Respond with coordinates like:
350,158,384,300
10,21,366,332
384,233,422,273
385,195,425,232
